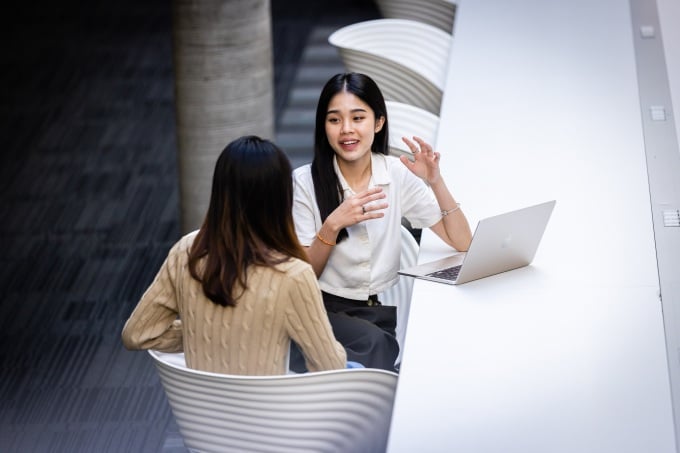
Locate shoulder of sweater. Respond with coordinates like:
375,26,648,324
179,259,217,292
167,230,198,257
266,258,315,281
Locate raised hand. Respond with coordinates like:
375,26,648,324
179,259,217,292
399,136,442,185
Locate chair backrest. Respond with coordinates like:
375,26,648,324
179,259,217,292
379,225,420,366
375,0,457,34
149,350,399,453
386,100,441,159
328,19,451,114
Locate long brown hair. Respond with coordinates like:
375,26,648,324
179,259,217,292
188,135,308,307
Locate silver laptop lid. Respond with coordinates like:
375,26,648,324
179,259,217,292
399,200,556,285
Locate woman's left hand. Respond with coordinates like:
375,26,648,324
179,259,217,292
399,136,442,185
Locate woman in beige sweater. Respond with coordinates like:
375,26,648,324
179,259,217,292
122,136,346,375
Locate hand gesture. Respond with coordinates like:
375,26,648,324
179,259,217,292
329,186,388,229
399,136,442,185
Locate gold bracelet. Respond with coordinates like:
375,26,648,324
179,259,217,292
441,202,461,216
316,231,336,246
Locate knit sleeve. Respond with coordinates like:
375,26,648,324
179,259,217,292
285,264,346,371
121,243,183,352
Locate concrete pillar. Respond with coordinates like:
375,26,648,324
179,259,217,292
172,0,274,233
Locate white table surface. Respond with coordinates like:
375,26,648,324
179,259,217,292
386,0,677,451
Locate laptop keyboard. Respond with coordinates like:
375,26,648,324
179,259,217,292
427,265,462,281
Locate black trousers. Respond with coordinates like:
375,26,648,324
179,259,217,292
290,291,400,372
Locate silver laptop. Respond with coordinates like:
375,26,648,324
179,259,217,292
399,200,556,285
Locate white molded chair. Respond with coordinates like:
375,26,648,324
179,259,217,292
386,100,440,159
149,350,399,453
375,0,457,34
328,19,451,115
380,225,420,366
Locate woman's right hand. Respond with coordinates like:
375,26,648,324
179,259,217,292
308,187,388,277
327,186,388,231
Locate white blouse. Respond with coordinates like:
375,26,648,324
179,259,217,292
292,153,442,300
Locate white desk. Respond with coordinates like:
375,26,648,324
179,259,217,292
387,0,677,451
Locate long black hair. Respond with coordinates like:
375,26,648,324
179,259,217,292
311,73,389,243
188,135,307,307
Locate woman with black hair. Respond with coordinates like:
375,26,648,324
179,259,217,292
122,135,346,375
292,73,472,371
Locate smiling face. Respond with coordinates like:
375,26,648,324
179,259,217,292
324,91,385,166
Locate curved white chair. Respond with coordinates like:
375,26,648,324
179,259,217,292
149,350,399,453
386,100,440,159
375,0,457,34
328,19,451,115
380,225,420,366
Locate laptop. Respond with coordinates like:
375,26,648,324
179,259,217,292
398,200,556,285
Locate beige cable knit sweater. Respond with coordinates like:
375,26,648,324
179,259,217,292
121,232,346,375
